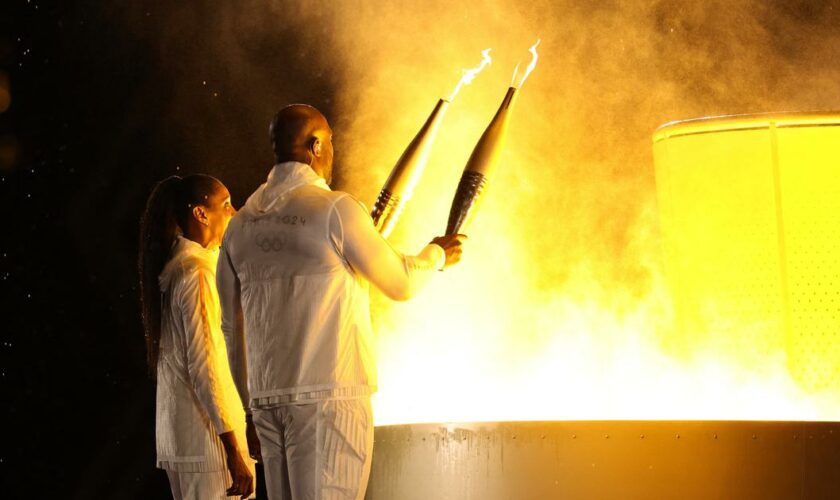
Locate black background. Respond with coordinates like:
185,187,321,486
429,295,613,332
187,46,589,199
4,1,338,497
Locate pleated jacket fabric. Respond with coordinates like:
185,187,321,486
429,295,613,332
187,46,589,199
156,236,248,471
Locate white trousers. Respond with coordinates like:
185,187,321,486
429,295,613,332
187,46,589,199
253,398,374,500
166,469,230,500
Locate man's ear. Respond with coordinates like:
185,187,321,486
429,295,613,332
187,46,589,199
192,205,209,226
311,137,323,158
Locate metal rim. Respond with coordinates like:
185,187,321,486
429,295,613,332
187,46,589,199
653,111,840,143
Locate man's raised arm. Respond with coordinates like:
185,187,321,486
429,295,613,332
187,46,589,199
329,195,464,301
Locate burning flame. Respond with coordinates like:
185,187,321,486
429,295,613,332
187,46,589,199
511,39,541,88
447,48,492,102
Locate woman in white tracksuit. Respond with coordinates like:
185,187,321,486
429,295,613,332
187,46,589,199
139,174,255,499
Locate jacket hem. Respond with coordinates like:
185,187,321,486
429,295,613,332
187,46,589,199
156,457,225,473
250,384,375,409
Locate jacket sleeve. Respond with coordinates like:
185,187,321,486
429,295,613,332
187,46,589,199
216,236,250,413
177,266,237,434
329,194,445,301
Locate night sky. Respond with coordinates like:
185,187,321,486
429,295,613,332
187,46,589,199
4,1,840,498
5,2,337,497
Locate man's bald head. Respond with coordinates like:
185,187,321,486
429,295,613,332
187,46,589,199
270,104,334,183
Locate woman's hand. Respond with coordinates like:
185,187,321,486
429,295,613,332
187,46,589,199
225,452,254,498
219,431,254,498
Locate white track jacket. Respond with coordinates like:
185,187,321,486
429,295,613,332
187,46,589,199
156,236,248,471
218,162,444,410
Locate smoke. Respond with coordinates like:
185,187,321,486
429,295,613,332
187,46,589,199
101,0,840,422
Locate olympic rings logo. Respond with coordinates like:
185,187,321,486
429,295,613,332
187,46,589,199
255,233,287,252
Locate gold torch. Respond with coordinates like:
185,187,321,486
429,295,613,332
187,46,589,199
372,49,492,238
446,40,540,235
371,99,449,237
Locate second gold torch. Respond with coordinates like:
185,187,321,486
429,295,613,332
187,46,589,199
446,87,518,235
371,99,449,238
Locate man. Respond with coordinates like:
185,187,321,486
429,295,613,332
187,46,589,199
217,104,464,499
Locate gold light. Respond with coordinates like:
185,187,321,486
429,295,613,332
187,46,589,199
654,112,840,392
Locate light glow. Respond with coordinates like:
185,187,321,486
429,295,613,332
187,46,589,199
367,113,840,426
337,32,839,427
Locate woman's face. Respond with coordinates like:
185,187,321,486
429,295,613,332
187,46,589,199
203,182,236,248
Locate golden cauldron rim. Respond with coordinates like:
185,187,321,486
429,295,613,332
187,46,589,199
653,110,840,143
373,419,839,429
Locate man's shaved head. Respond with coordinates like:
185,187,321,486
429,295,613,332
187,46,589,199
270,104,334,183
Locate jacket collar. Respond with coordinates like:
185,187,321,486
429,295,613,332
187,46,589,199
244,161,329,214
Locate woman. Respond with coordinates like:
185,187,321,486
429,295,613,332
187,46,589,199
138,174,254,499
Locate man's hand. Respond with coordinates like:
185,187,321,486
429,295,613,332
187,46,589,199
219,431,254,498
245,414,262,463
430,234,466,269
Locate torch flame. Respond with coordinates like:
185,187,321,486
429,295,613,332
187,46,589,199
448,48,492,102
511,39,541,88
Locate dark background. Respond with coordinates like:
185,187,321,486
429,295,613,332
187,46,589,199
3,0,839,498
4,1,339,497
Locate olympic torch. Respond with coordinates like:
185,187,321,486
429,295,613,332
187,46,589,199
371,99,449,237
372,49,493,238
445,87,518,235
445,40,540,235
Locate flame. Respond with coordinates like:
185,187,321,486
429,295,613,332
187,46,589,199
447,48,492,102
511,39,541,88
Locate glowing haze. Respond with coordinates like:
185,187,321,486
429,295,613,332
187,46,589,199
323,1,840,425
116,1,840,425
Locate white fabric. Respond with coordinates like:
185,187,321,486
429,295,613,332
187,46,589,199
165,468,257,500
253,398,374,500
156,236,249,472
217,162,444,411
166,469,231,500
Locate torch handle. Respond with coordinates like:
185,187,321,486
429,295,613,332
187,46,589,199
443,87,517,236
446,170,488,235
371,98,450,238
371,189,403,237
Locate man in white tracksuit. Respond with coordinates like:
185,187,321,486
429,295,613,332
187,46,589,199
217,104,464,499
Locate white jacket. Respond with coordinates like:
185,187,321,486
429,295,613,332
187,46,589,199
218,162,444,410
156,236,248,471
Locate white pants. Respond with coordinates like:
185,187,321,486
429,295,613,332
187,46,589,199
166,469,230,500
253,398,374,500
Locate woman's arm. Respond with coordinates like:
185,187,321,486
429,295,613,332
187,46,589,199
179,267,253,497
179,268,236,435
